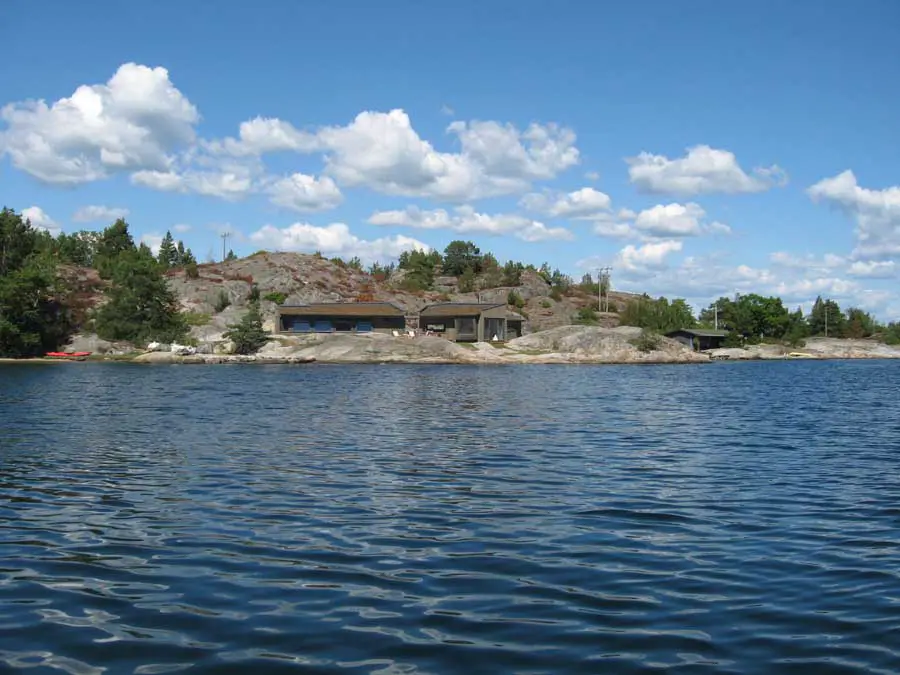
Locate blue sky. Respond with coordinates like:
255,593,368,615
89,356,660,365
2,0,899,318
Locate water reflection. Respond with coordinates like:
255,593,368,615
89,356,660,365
1,361,900,674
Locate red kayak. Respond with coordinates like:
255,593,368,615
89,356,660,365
45,351,92,359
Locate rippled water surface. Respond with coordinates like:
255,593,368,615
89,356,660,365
2,361,900,674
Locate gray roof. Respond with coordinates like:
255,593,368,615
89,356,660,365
666,328,729,337
420,302,505,317
278,302,405,317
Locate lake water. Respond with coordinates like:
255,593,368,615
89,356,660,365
1,361,899,674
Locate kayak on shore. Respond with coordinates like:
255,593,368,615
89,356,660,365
44,351,92,360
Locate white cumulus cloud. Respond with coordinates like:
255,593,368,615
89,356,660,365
633,202,730,238
72,205,130,222
520,187,612,218
627,145,786,196
204,117,317,156
616,239,683,273
131,167,254,200
846,260,897,279
212,109,579,201
368,205,574,242
21,206,60,234
808,170,900,261
266,173,342,212
1,63,198,185
249,222,429,264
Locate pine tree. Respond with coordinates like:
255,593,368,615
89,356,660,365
226,249,237,261
176,241,186,266
95,247,187,344
158,231,177,268
223,299,268,354
95,218,136,279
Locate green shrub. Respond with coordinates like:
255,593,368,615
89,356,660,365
574,306,598,325
214,290,231,313
185,261,199,279
630,330,662,353
549,288,563,302
540,300,552,309
264,291,288,304
507,290,525,308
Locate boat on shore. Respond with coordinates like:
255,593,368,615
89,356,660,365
44,351,92,361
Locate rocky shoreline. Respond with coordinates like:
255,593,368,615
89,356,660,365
5,326,900,366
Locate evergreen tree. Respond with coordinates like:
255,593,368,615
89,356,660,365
56,231,100,267
225,249,238,261
158,231,178,268
95,218,136,278
458,267,476,293
502,260,524,286
845,307,876,338
784,307,809,346
397,249,441,290
180,246,196,265
808,296,846,337
223,299,268,354
94,246,187,344
0,208,74,357
176,241,186,266
442,240,482,276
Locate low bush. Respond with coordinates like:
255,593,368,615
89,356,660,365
214,290,231,313
507,290,525,308
264,291,288,304
630,330,662,353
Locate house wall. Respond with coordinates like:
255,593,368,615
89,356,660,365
277,314,404,334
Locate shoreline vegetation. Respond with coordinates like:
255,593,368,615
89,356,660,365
3,207,900,365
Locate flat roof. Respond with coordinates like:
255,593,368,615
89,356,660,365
419,302,506,317
278,302,405,317
666,328,729,337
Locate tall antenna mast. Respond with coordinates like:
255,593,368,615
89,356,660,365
221,231,230,262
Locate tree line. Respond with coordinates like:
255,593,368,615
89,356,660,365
1,208,196,356
393,239,577,295
619,292,900,346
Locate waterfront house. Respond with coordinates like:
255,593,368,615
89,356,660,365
276,302,406,334
665,328,729,351
419,303,513,342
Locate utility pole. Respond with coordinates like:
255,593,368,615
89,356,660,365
714,303,718,330
825,304,829,338
221,231,230,262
